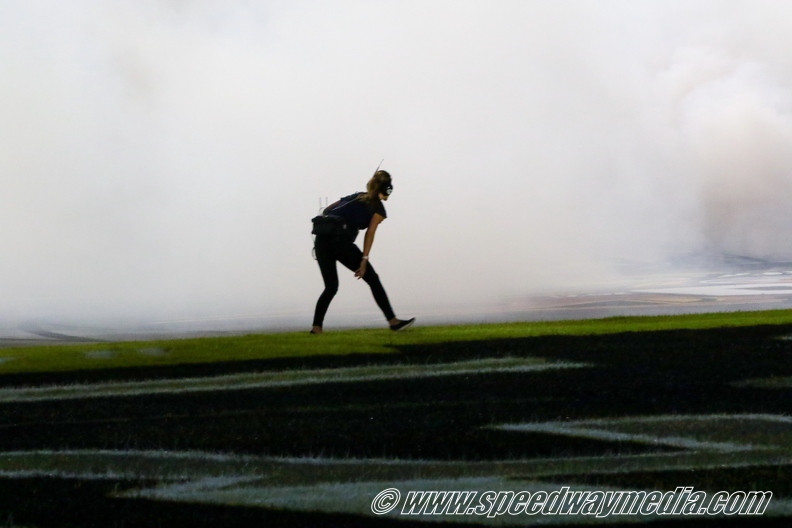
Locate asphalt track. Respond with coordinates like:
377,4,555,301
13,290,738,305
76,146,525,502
3,254,792,346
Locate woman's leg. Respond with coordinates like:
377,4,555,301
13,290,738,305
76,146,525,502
336,243,396,322
360,262,397,322
312,240,339,329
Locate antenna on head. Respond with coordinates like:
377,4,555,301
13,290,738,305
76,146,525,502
374,159,384,174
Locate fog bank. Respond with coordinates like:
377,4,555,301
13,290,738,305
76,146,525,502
2,0,792,325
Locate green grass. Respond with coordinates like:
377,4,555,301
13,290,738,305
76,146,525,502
2,309,792,375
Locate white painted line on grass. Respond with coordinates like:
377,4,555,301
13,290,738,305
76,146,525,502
491,414,792,453
560,413,792,426
0,358,590,402
495,423,756,452
734,377,792,389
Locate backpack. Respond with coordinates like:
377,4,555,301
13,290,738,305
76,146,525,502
311,195,359,242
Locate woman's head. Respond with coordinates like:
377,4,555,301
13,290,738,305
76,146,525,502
365,170,393,202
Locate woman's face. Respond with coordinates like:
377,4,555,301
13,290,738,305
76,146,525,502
379,193,389,201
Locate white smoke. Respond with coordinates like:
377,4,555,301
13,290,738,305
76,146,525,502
1,0,792,326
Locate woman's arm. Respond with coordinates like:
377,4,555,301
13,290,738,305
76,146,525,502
355,213,385,279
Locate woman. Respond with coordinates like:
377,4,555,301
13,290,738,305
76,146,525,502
311,170,415,334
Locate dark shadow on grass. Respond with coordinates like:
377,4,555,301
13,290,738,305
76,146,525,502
2,324,792,526
0,325,791,459
0,477,789,528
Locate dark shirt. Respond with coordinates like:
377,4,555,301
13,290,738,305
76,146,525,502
325,192,387,230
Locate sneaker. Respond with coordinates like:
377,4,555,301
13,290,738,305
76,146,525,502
390,318,415,332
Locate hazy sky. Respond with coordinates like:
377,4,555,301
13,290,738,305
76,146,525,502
2,1,792,325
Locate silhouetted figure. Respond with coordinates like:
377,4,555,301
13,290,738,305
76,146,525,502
311,170,414,334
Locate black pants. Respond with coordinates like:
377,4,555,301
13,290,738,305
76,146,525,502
312,235,396,327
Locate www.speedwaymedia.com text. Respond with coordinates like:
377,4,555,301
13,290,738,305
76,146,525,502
370,487,772,518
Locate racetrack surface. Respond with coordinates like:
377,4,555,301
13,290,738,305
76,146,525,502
5,254,792,346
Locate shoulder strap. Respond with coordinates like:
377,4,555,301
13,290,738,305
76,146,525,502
328,193,363,213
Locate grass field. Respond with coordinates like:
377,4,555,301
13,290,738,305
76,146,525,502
4,309,792,375
2,309,792,527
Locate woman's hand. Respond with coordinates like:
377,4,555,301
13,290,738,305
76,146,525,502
355,259,368,279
